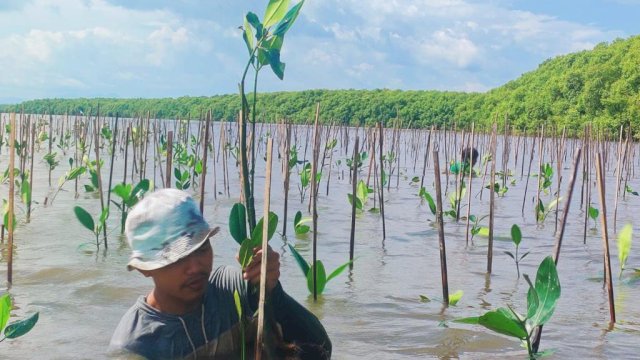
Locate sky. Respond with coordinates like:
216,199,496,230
0,0,639,104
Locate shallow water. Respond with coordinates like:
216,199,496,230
1,118,639,359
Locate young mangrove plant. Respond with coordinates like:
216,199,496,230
233,290,247,360
468,214,489,243
348,180,374,213
535,197,562,223
505,224,529,279
418,187,437,218
420,289,464,306
111,179,151,234
0,293,39,342
229,203,278,270
293,210,311,235
73,205,109,249
625,184,639,196
588,206,599,229
617,223,633,279
288,244,351,295
455,256,561,359
43,152,59,187
538,163,553,195
50,164,86,204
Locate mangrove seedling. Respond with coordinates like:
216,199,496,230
0,293,39,342
347,180,374,212
617,223,633,279
535,197,562,223
419,290,464,306
505,224,529,279
43,152,59,187
468,214,489,243
111,179,151,234
625,184,639,196
486,182,508,197
73,205,109,248
50,165,87,204
174,167,191,190
418,187,437,217
288,244,352,295
293,210,311,235
229,203,279,270
82,158,103,193
538,163,553,195
588,206,599,228
455,256,561,359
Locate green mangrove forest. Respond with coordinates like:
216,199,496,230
3,35,640,136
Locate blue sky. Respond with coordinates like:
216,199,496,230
0,0,638,104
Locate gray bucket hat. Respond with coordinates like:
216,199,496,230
125,188,219,271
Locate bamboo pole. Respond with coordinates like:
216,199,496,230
27,123,35,222
465,123,475,246
199,111,211,213
432,150,449,307
106,115,119,215
378,123,386,240
7,113,16,284
487,125,497,273
255,138,273,360
349,137,360,271
282,124,292,237
596,152,616,324
93,114,107,248
165,131,173,188
311,104,321,301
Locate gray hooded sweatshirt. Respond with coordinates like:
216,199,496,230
109,266,331,359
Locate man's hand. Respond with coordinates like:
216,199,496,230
241,245,280,292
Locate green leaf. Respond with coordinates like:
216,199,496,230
294,210,302,227
229,203,247,245
588,206,599,221
469,214,477,223
356,180,368,203
273,0,304,37
74,206,95,232
245,12,263,39
264,0,290,28
504,251,515,260
267,48,285,80
66,166,86,181
287,244,310,276
511,224,522,246
243,17,254,55
326,260,353,282
419,295,431,303
295,224,310,234
112,183,132,201
238,238,254,269
233,290,242,318
21,180,31,204
456,308,528,340
306,260,327,295
618,223,633,274
4,312,38,339
99,207,110,225
347,193,363,210
526,256,561,328
129,179,150,207
0,293,11,331
477,227,490,237
449,290,463,306
419,188,437,215
250,212,279,245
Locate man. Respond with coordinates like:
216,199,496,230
109,189,331,359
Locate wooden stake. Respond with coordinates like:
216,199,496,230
432,150,449,307
7,113,16,284
596,152,616,325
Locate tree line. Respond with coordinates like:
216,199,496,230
3,35,639,137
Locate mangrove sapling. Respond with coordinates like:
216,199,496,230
455,256,561,359
419,290,464,306
49,165,86,204
73,205,109,249
505,224,529,279
293,210,311,235
467,214,489,243
617,223,633,279
228,203,278,271
625,184,639,196
233,290,247,360
588,206,599,229
0,293,39,342
111,179,151,234
347,180,374,212
43,152,59,187
534,197,563,223
418,187,437,217
288,244,352,295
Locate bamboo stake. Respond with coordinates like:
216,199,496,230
612,125,624,231
282,124,292,237
106,115,119,215
311,104,321,301
199,111,211,213
378,123,386,240
465,123,475,246
487,125,497,273
165,131,173,188
255,138,273,360
93,114,107,248
596,152,616,324
432,150,449,307
27,123,35,222
349,137,360,271
7,113,16,284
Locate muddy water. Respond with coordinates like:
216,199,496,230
1,120,639,359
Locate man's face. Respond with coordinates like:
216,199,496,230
145,240,214,314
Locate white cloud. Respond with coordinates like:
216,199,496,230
416,29,480,68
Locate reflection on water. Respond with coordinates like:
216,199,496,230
0,120,639,359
